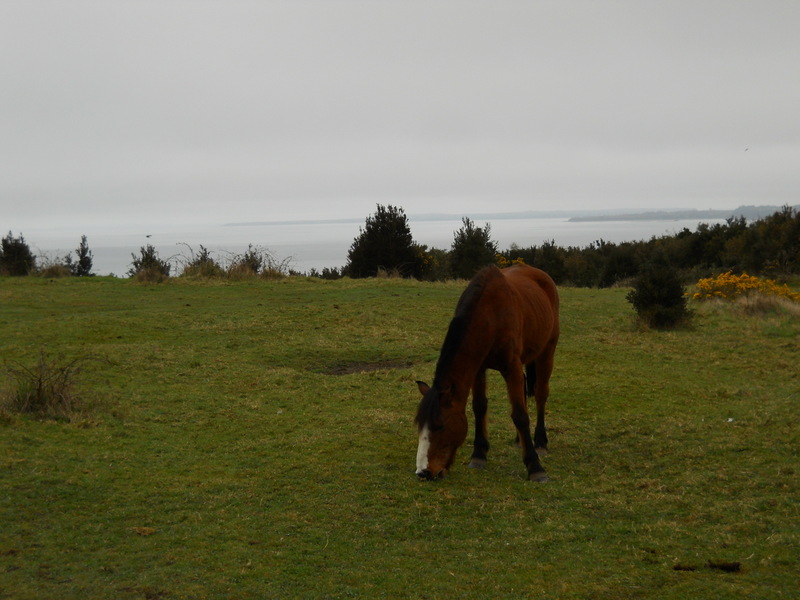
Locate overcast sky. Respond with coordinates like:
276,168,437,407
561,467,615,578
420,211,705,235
2,0,798,235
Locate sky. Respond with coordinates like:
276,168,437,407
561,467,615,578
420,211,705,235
1,0,799,237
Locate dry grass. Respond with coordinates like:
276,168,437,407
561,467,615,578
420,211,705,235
736,294,800,316
1,352,92,421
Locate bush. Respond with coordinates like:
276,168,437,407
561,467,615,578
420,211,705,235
226,245,291,279
693,271,800,303
416,246,451,281
128,245,171,281
307,267,342,280
0,231,36,276
180,245,225,278
627,264,692,329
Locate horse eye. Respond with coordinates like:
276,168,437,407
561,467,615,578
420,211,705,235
431,421,444,432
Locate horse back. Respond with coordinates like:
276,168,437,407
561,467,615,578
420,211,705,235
498,265,560,360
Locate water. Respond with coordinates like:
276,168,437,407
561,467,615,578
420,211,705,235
27,216,725,276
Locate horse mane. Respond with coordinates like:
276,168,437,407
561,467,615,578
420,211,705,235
415,266,502,430
435,266,501,384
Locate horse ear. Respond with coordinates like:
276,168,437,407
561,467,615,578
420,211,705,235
416,381,430,395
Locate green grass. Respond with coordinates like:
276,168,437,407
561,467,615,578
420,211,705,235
1,276,798,599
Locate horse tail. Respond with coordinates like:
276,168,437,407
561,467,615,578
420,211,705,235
525,363,536,398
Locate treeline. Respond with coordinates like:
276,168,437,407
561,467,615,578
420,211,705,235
3,205,798,285
513,205,800,286
340,204,800,286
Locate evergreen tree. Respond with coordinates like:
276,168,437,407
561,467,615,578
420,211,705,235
0,231,36,276
345,205,419,278
71,235,94,276
449,218,498,279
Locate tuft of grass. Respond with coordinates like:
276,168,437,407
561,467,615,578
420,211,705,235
37,264,73,279
2,352,91,421
133,266,170,283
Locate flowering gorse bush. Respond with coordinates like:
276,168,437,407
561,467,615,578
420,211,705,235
693,271,800,302
495,254,526,268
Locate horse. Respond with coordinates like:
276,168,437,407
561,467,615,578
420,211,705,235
414,264,560,482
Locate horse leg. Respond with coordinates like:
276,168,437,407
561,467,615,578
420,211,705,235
469,369,490,469
505,362,547,482
532,343,556,454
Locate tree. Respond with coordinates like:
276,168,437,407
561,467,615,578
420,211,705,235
0,231,36,276
345,204,420,278
70,235,94,276
449,218,498,279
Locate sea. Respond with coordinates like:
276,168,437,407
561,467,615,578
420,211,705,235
27,216,726,277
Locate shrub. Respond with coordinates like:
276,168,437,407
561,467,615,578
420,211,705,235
693,271,800,303
128,245,171,281
1,352,90,421
226,245,291,279
415,246,450,282
180,245,225,278
626,264,692,329
307,267,342,280
229,244,263,276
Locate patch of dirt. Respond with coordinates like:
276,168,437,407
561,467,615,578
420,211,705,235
707,560,742,573
321,360,412,376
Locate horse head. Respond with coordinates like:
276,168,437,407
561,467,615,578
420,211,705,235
414,381,468,480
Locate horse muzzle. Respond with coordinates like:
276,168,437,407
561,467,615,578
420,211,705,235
416,468,446,481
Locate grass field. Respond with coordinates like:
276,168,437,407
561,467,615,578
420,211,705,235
1,275,798,599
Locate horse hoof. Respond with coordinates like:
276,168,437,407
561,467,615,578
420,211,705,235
535,446,549,457
528,471,549,482
469,458,487,469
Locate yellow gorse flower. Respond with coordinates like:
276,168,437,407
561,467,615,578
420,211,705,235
495,254,526,268
693,271,800,302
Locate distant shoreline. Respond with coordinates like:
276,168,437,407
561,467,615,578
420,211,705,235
225,204,796,228
568,205,797,223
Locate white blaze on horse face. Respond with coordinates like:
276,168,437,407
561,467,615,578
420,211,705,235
416,425,431,474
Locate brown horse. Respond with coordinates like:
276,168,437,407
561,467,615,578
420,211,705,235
415,264,559,482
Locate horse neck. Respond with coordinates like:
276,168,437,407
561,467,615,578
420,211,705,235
435,348,484,403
